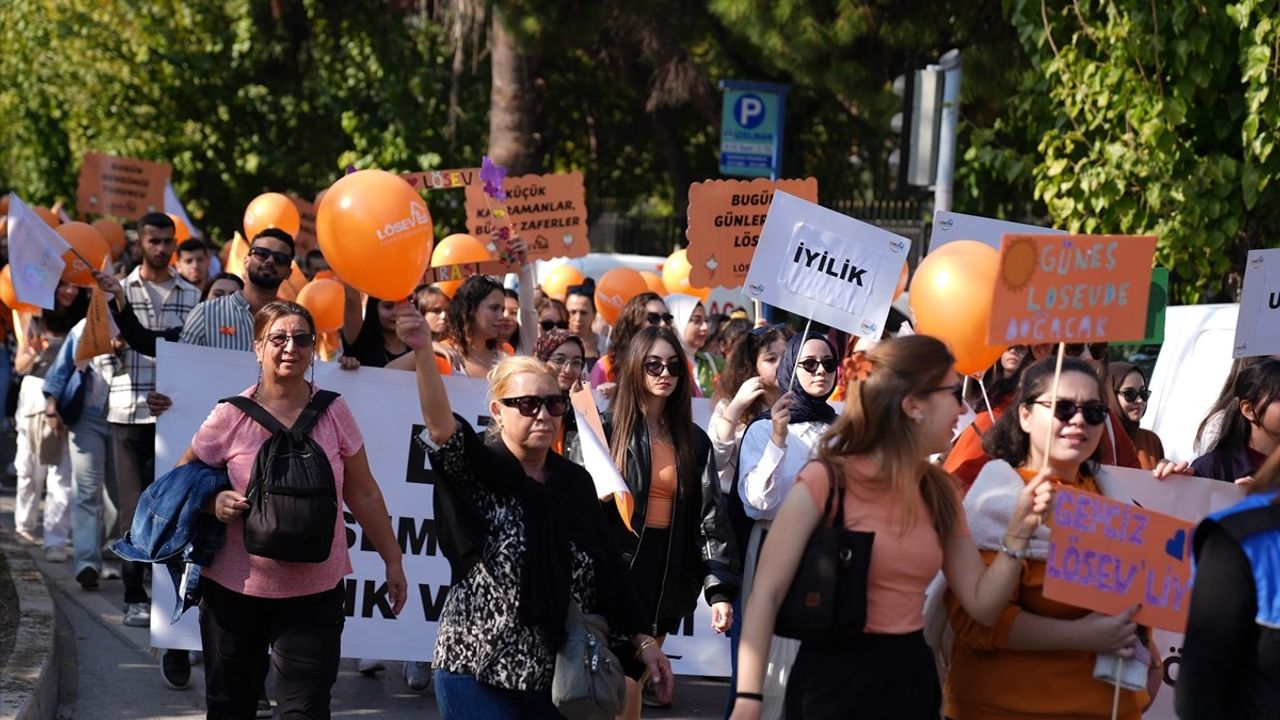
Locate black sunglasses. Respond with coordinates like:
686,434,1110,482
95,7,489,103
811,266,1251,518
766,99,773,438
1118,388,1151,403
265,332,316,349
248,246,293,266
540,320,569,331
796,358,838,374
499,394,569,418
1031,399,1108,425
1064,343,1109,360
646,312,674,326
923,384,965,406
642,359,684,377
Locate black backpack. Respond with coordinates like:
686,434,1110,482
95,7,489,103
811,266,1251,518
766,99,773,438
220,391,340,563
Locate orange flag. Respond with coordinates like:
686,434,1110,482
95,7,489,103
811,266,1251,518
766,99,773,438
76,260,115,363
570,384,635,533
225,231,250,280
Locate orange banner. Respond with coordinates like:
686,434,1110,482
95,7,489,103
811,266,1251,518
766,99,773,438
76,152,172,220
987,234,1156,345
686,178,819,289
1043,486,1195,633
465,172,589,273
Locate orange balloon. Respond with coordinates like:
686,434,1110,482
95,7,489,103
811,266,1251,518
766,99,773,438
317,170,434,300
34,206,60,228
314,269,337,281
295,278,345,333
244,192,301,240
167,213,192,241
541,264,585,301
662,249,710,303
430,233,489,297
0,266,40,312
595,267,649,325
640,270,667,297
56,222,112,286
908,240,1006,376
92,219,126,259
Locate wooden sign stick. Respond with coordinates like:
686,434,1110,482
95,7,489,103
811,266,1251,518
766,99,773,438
1040,341,1068,472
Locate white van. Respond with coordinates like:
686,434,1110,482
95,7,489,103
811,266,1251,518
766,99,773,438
1142,303,1239,463
537,253,753,318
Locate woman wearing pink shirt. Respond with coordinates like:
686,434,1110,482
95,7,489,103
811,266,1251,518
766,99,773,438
181,301,406,718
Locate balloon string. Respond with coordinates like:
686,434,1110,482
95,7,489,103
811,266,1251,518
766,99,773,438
787,316,814,395
977,375,996,425
1110,658,1123,720
1040,342,1067,472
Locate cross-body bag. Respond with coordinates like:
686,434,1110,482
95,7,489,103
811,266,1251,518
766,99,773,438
552,603,627,719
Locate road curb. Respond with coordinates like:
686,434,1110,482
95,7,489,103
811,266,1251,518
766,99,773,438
0,529,58,720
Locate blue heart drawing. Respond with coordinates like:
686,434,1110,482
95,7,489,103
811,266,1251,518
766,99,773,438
1165,529,1187,561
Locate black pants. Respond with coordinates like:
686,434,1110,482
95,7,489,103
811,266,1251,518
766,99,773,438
785,631,940,720
112,422,155,604
198,578,345,719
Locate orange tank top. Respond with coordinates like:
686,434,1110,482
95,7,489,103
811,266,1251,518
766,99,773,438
646,439,677,529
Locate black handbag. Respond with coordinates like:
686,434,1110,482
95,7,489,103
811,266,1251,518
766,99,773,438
773,459,874,643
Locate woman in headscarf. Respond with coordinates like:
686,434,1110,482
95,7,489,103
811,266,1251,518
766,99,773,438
664,293,723,397
732,330,838,719
533,328,586,464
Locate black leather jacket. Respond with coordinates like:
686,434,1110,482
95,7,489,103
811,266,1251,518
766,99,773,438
602,414,741,621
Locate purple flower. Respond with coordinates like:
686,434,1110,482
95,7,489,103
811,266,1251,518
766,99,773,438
480,155,507,202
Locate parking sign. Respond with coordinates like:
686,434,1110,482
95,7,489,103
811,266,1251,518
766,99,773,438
719,81,789,178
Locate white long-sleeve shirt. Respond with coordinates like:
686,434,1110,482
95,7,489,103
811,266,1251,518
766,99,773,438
737,419,828,520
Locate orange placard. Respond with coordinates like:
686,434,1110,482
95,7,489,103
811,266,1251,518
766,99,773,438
988,234,1156,345
465,172,589,273
686,178,819,289
76,273,114,363
76,152,172,220
290,195,317,255
1043,486,1195,633
401,167,482,192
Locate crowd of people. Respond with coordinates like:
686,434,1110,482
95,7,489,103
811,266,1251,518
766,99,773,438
4,211,1279,720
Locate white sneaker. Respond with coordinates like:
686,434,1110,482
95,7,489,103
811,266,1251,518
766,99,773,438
123,602,151,627
357,658,386,676
15,529,41,547
100,564,121,580
44,546,69,563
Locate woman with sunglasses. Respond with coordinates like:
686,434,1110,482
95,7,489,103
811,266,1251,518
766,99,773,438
665,294,724,398
179,301,407,718
604,325,739,720
533,328,586,463
941,356,1160,720
535,296,569,337
732,336,1053,720
395,303,672,718
1106,362,1166,470
1190,357,1280,485
944,345,1033,488
588,292,669,401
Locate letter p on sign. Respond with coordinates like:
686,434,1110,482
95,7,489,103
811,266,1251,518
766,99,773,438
735,94,765,129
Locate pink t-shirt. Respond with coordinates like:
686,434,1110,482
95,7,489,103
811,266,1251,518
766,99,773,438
191,387,364,598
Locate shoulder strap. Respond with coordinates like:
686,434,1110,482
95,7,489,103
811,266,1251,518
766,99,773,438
1214,503,1280,544
292,390,340,435
220,396,286,434
817,457,845,528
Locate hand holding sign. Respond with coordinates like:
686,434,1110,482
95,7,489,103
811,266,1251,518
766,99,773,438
1010,467,1056,537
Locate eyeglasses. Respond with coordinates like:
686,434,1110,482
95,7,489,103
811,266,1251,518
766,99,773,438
499,394,569,418
248,246,293,266
643,359,684,377
796,358,838,374
646,312,674,327
265,332,316,349
1030,399,1108,425
546,355,585,373
1118,388,1151,403
922,384,965,405
540,320,569,331
1064,343,1109,360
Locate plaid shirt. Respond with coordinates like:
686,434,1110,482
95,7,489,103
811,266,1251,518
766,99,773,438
95,267,199,424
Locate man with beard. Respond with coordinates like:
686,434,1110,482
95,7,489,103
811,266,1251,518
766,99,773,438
177,229,295,349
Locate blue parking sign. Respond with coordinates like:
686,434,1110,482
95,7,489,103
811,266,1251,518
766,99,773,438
720,81,789,178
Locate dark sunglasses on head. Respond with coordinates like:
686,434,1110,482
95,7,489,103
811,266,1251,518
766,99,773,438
540,320,569,331
499,394,569,418
750,323,787,336
796,358,838,374
922,384,965,406
1118,387,1151,403
248,246,293,265
643,359,684,378
646,312,674,326
1031,399,1108,425
265,332,316,349
1064,343,1109,360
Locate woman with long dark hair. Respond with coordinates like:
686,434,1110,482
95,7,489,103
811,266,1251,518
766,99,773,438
943,345,1032,489
710,325,792,494
342,295,411,368
1105,362,1165,470
1191,357,1280,483
439,275,509,378
587,292,669,400
605,325,739,719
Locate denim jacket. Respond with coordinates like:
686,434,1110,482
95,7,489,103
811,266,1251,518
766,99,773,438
41,319,101,424
111,461,230,622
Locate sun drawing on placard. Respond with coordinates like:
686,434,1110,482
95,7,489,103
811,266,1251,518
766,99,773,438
999,236,1039,292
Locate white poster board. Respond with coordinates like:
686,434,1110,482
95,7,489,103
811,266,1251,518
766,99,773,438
929,210,1064,253
1232,248,1280,358
150,341,732,675
743,191,908,339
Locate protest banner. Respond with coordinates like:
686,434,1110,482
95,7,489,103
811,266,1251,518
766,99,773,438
151,341,732,675
1043,485,1196,633
6,193,70,310
988,234,1157,345
1233,248,1280,358
685,177,819,289
76,152,171,219
743,191,909,339
929,211,1064,253
401,167,482,191
464,171,589,271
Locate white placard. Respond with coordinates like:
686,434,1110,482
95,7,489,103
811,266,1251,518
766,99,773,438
929,210,1065,253
6,193,70,310
743,191,908,339
149,341,731,675
1233,248,1280,358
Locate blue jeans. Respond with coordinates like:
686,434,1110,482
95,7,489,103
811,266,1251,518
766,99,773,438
434,670,562,720
69,405,110,574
